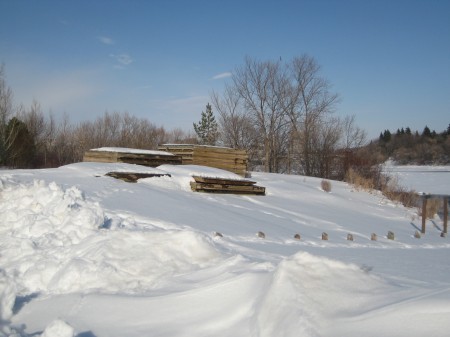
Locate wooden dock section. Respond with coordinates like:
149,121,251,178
420,194,449,234
83,148,182,167
105,172,170,183
158,144,248,177
190,176,265,195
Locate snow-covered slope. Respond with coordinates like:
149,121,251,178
1,162,449,337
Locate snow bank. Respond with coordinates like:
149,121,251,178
63,161,168,176
0,269,16,321
40,319,74,337
0,178,105,245
0,178,223,296
256,251,390,337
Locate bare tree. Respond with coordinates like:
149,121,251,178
232,57,290,172
340,114,367,150
211,86,260,169
0,65,15,165
286,55,340,176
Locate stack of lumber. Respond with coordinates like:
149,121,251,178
83,148,182,167
158,144,248,176
105,172,170,183
190,176,265,195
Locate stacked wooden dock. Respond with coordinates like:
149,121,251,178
83,148,182,167
158,144,248,177
105,172,170,183
190,176,265,195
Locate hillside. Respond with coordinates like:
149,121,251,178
1,162,450,337
363,125,450,165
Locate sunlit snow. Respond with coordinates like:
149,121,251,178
1,162,449,337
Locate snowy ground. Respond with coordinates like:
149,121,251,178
1,161,450,336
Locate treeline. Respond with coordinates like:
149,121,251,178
0,66,196,168
364,125,450,165
2,57,369,180
0,106,197,169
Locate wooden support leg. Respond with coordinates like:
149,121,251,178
422,198,427,234
444,197,448,234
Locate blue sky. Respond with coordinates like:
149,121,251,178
1,0,449,139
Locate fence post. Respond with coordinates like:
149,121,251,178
421,197,427,234
444,197,448,234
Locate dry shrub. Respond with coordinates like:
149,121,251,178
345,167,418,209
381,176,419,209
321,179,332,192
345,168,377,191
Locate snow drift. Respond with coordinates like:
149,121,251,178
0,162,449,336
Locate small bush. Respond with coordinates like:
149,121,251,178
345,167,378,191
321,179,332,192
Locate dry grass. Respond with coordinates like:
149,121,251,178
321,179,332,192
345,167,419,209
345,168,377,191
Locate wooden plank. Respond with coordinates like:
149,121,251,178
83,149,182,167
444,197,448,234
190,182,265,195
106,172,171,183
193,146,247,155
192,176,256,186
422,198,427,234
192,156,248,164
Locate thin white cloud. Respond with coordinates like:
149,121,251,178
98,36,115,45
110,54,133,66
212,72,232,80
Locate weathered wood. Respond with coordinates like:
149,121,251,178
105,172,170,183
159,144,248,176
190,182,265,195
422,198,427,234
419,194,450,235
192,176,256,186
444,197,448,234
83,150,182,167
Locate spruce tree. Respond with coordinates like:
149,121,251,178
422,126,432,138
193,103,219,145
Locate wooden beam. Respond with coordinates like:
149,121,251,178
192,176,255,186
444,197,448,234
105,172,171,183
422,198,427,234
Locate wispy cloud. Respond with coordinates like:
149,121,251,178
212,72,232,80
98,36,115,45
110,53,133,68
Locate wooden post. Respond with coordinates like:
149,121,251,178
421,197,427,234
444,197,448,234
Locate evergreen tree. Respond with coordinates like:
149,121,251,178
193,103,219,145
383,129,391,142
447,123,450,135
5,117,35,167
422,126,432,138
405,127,412,135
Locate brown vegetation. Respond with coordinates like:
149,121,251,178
321,179,332,192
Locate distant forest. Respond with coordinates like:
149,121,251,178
360,125,450,165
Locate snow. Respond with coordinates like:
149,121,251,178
383,162,450,194
1,162,450,336
91,147,174,156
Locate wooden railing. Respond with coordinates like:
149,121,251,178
420,194,449,234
